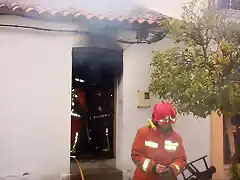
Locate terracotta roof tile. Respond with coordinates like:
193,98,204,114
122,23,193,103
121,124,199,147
0,2,165,25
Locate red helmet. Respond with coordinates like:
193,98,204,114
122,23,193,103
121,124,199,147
152,101,177,124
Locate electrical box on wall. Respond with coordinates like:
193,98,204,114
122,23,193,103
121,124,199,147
136,90,151,108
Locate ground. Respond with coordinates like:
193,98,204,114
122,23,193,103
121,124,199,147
70,162,122,180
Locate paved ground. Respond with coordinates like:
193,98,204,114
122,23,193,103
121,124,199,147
70,167,122,180
69,161,229,180
70,160,122,180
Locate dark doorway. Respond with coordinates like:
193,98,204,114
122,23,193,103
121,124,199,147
71,47,123,160
223,114,240,164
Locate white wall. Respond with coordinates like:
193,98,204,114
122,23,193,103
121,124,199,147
117,38,211,179
0,15,123,179
0,17,74,179
0,14,211,180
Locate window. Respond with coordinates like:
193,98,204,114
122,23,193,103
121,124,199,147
223,114,240,164
223,117,231,164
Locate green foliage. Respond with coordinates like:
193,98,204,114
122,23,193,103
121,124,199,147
150,0,240,118
229,164,240,180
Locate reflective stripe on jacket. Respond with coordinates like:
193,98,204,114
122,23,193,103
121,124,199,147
131,126,186,180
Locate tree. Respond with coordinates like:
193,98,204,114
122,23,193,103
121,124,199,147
149,0,240,158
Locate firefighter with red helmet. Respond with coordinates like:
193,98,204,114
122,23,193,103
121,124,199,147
131,101,186,180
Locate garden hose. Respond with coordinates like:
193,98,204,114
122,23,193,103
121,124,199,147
72,157,85,180
148,119,157,130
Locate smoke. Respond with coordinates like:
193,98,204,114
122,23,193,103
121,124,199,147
71,0,135,14
15,0,136,14
72,47,123,84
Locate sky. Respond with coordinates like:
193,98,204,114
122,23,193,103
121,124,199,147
137,0,208,19
73,0,191,19
136,0,189,19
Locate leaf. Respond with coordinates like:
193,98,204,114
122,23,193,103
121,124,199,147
229,165,240,180
150,0,240,118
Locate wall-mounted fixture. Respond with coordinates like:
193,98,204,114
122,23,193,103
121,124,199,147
136,90,151,108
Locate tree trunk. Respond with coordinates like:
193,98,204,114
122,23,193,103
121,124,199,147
226,116,236,157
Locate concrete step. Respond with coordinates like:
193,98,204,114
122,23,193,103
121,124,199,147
70,167,123,180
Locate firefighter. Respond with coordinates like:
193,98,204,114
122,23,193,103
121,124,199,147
131,101,187,180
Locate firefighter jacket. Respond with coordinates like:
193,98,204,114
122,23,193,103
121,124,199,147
131,126,186,180
76,89,88,113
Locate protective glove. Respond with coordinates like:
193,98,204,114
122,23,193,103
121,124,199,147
161,167,174,178
153,164,166,174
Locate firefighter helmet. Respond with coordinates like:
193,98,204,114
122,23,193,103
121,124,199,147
152,101,177,124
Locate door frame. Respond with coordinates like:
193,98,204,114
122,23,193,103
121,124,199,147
211,112,229,179
113,78,117,158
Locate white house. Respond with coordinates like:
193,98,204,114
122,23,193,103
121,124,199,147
0,0,228,180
